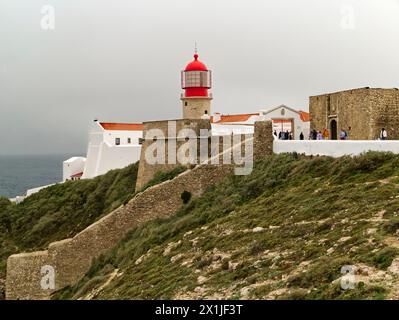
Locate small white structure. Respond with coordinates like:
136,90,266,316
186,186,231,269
63,157,86,181
211,105,310,139
81,120,143,179
259,105,310,140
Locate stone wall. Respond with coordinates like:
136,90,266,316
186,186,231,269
369,89,399,140
181,97,212,119
6,122,268,300
136,118,251,190
253,121,273,159
136,119,212,190
6,163,233,300
310,88,399,140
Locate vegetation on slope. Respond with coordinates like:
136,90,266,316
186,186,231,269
0,162,139,299
55,152,399,300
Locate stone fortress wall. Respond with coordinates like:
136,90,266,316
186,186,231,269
310,88,399,140
6,163,235,300
136,118,255,190
6,122,270,300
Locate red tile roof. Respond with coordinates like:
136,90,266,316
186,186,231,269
299,111,311,122
212,113,259,123
70,172,83,178
99,123,144,131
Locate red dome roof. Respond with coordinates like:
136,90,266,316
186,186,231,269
184,54,208,71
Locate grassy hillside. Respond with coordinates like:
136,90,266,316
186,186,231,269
0,162,139,299
55,152,399,300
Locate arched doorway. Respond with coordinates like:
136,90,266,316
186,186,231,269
330,119,337,140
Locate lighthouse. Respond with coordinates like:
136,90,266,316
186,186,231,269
181,52,212,119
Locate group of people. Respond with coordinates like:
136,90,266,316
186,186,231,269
309,129,331,140
273,127,389,141
310,127,352,140
275,130,294,140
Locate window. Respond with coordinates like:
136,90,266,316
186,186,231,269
182,71,211,88
115,138,120,145
127,138,131,144
184,102,188,106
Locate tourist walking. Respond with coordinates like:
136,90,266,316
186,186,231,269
380,128,387,140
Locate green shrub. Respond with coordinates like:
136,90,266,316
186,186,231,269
373,247,399,270
383,218,399,235
180,191,192,204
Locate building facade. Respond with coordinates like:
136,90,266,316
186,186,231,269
310,87,399,140
81,121,143,179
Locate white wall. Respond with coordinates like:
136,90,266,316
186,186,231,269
211,124,254,135
93,144,141,177
103,130,142,146
260,107,310,140
82,121,142,179
26,184,56,197
274,140,399,157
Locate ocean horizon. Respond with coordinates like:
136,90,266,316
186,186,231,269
0,154,84,199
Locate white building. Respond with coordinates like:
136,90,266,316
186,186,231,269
81,120,143,179
259,105,310,140
63,120,143,181
211,105,310,139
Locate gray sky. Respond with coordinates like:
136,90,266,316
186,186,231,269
0,0,398,155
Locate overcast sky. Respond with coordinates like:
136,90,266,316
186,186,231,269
0,0,398,155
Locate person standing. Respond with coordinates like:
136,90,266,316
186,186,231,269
317,131,323,140
380,128,387,140
347,126,352,140
339,129,346,140
312,130,317,140
322,128,329,140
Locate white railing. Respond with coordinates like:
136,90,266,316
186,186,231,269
274,140,399,157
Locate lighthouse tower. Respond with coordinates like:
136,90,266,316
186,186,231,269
181,52,212,119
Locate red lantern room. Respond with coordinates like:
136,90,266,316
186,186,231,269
181,53,212,98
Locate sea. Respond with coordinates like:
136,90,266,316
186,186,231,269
0,154,82,199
